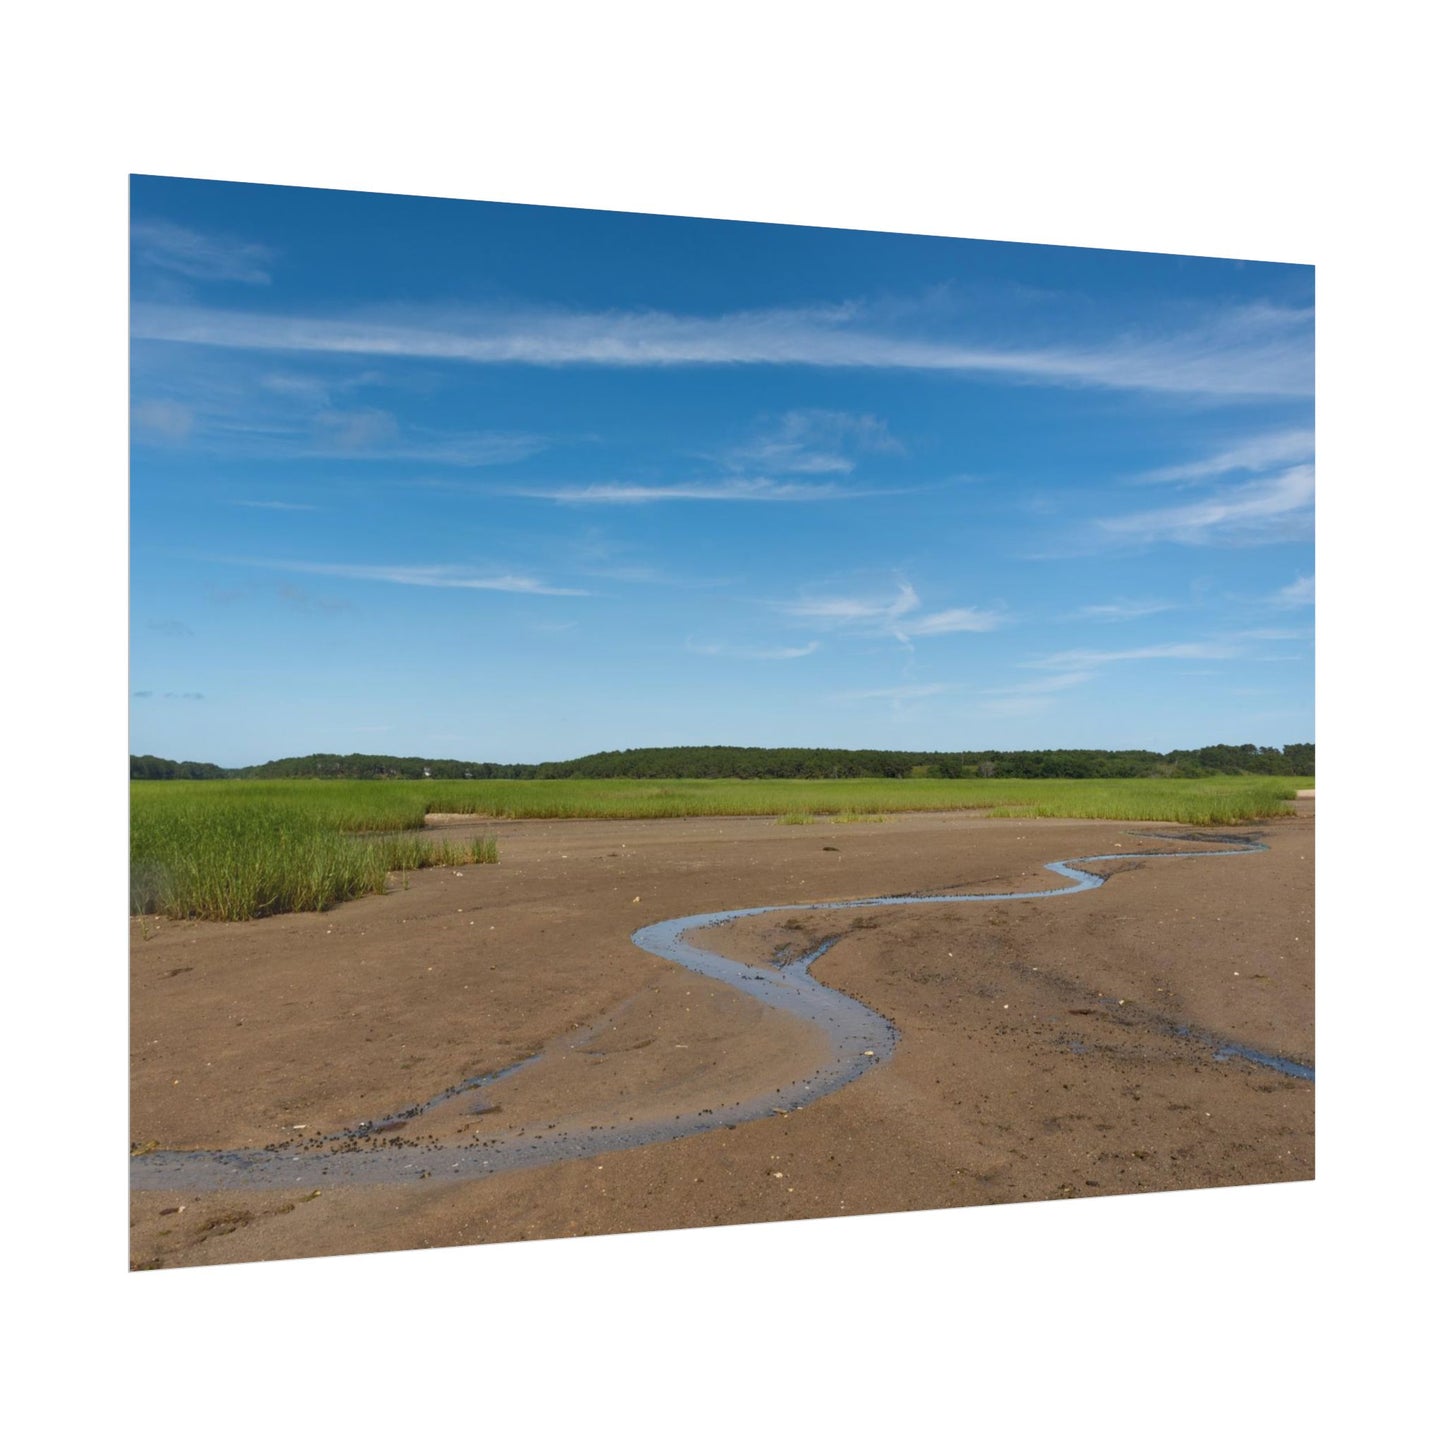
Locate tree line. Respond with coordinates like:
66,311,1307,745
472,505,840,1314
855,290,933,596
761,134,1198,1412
131,742,1314,782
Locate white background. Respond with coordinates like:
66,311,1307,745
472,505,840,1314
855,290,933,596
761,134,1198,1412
5,2,1434,1438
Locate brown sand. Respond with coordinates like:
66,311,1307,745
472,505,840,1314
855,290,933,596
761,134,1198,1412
130,805,1313,1269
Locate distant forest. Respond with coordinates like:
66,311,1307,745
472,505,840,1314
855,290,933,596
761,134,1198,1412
131,742,1315,782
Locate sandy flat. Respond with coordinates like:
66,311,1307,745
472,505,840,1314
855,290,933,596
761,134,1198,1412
130,808,1313,1269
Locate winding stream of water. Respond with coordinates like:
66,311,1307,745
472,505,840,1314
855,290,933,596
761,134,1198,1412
131,832,1310,1193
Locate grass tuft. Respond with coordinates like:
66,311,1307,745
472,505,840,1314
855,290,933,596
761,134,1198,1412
131,788,499,922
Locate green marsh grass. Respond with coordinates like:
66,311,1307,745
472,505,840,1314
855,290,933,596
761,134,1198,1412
131,775,1309,921
143,774,1308,824
172,774,1303,822
131,783,499,922
978,777,1305,825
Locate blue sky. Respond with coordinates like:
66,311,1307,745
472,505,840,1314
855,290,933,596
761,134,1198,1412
130,175,1314,767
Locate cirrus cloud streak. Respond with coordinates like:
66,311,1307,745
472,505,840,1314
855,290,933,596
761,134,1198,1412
131,298,1313,398
212,556,588,596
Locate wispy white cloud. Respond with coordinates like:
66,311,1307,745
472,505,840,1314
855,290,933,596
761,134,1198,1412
131,298,1314,398
132,220,276,285
1095,465,1314,547
718,409,904,476
898,607,1004,637
217,557,588,596
1135,427,1315,484
511,478,879,504
1072,599,1179,622
251,367,389,406
781,583,921,626
1025,623,1316,679
1270,574,1315,608
354,428,544,466
290,407,540,464
130,351,544,466
1026,641,1243,669
131,398,195,441
257,371,341,402
778,582,1004,639
548,534,737,589
572,562,736,588
689,639,820,661
189,408,543,466
311,407,399,451
987,671,1095,695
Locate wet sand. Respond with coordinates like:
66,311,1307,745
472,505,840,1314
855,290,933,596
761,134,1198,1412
130,804,1313,1268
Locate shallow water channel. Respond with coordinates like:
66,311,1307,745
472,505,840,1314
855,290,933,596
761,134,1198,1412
131,833,1311,1193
